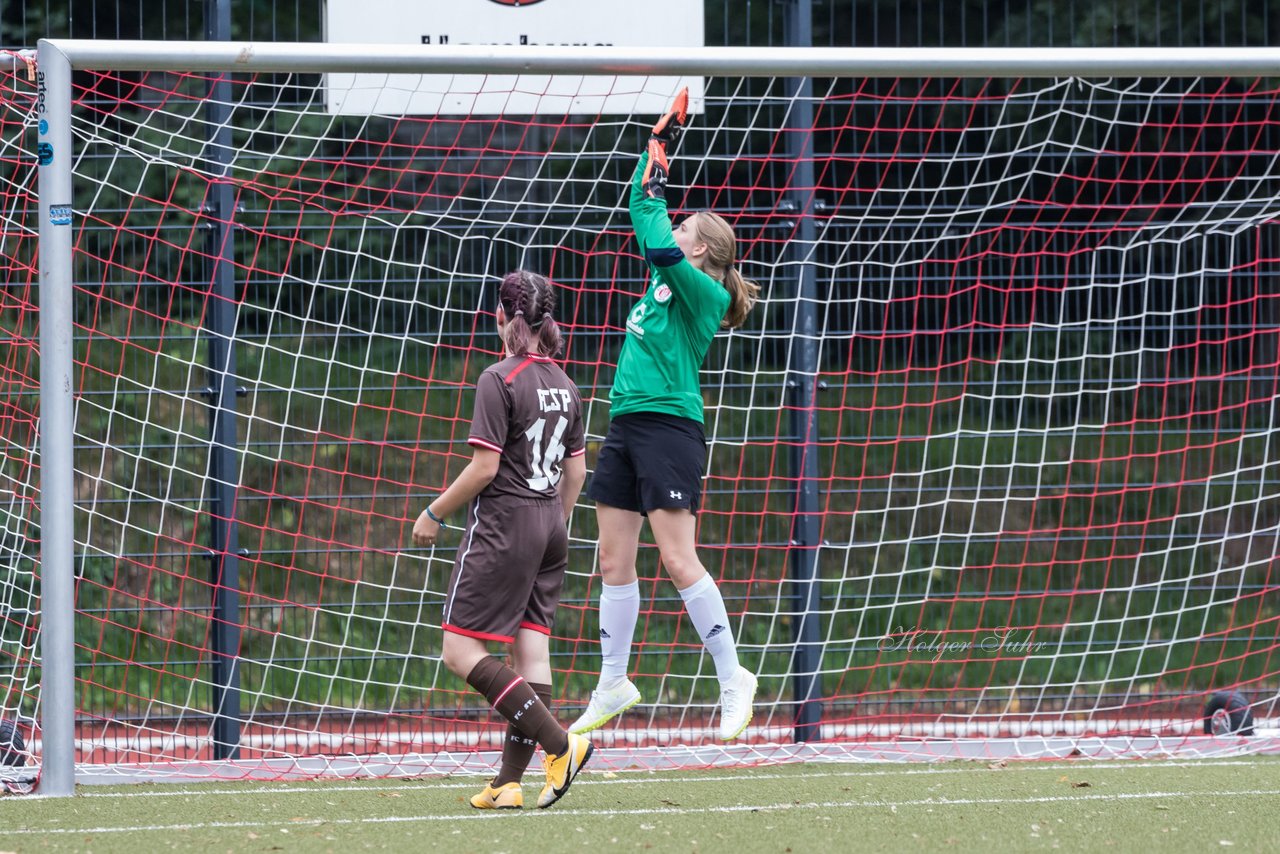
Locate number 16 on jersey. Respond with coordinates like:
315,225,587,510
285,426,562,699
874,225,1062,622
525,416,568,490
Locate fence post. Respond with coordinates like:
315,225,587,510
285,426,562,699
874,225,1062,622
35,39,78,797
783,0,824,743
204,0,243,761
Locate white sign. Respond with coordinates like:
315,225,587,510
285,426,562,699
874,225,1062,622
325,0,705,115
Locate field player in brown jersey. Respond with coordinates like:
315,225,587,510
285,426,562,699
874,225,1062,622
412,270,591,810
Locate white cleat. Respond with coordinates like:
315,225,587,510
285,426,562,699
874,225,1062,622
568,678,642,735
718,666,757,741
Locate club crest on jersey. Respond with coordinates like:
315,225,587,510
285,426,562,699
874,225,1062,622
654,283,673,304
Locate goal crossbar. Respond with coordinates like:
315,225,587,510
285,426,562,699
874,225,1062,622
34,39,1280,76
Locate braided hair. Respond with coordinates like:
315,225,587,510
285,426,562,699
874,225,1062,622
498,270,563,357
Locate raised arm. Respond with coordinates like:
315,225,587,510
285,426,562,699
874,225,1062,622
628,150,683,268
628,86,688,255
627,89,727,316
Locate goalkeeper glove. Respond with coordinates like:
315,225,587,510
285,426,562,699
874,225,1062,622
651,86,689,146
642,87,689,200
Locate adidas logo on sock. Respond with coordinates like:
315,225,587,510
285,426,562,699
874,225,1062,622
706,624,726,638
599,628,612,639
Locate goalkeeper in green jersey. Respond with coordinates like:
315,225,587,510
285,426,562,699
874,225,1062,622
576,88,761,741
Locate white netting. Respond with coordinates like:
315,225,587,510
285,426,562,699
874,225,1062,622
3,60,1279,782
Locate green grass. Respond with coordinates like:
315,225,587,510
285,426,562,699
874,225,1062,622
2,758,1280,852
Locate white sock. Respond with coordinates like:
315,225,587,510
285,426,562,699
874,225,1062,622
598,580,640,686
678,573,739,685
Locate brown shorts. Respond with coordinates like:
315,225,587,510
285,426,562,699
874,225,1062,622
442,495,567,643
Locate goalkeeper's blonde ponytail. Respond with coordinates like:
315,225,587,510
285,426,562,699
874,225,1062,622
696,211,759,329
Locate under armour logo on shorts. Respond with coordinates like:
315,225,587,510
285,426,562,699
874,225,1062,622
670,490,683,500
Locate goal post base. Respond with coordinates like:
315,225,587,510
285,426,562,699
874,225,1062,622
65,725,1280,786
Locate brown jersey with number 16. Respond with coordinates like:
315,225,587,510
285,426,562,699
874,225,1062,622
467,354,586,500
442,353,586,642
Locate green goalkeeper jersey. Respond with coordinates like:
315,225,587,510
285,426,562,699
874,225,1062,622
608,151,731,424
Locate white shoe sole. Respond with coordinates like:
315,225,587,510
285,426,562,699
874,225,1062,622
568,690,642,735
719,672,757,741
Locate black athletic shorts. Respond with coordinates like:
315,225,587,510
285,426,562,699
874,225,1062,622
587,412,706,514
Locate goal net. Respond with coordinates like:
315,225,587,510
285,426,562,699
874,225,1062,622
3,46,1280,784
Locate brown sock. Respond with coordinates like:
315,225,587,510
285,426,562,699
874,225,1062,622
492,682,552,787
466,657,569,757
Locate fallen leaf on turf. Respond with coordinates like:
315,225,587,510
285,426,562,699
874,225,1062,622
988,759,1008,770
1072,781,1091,788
